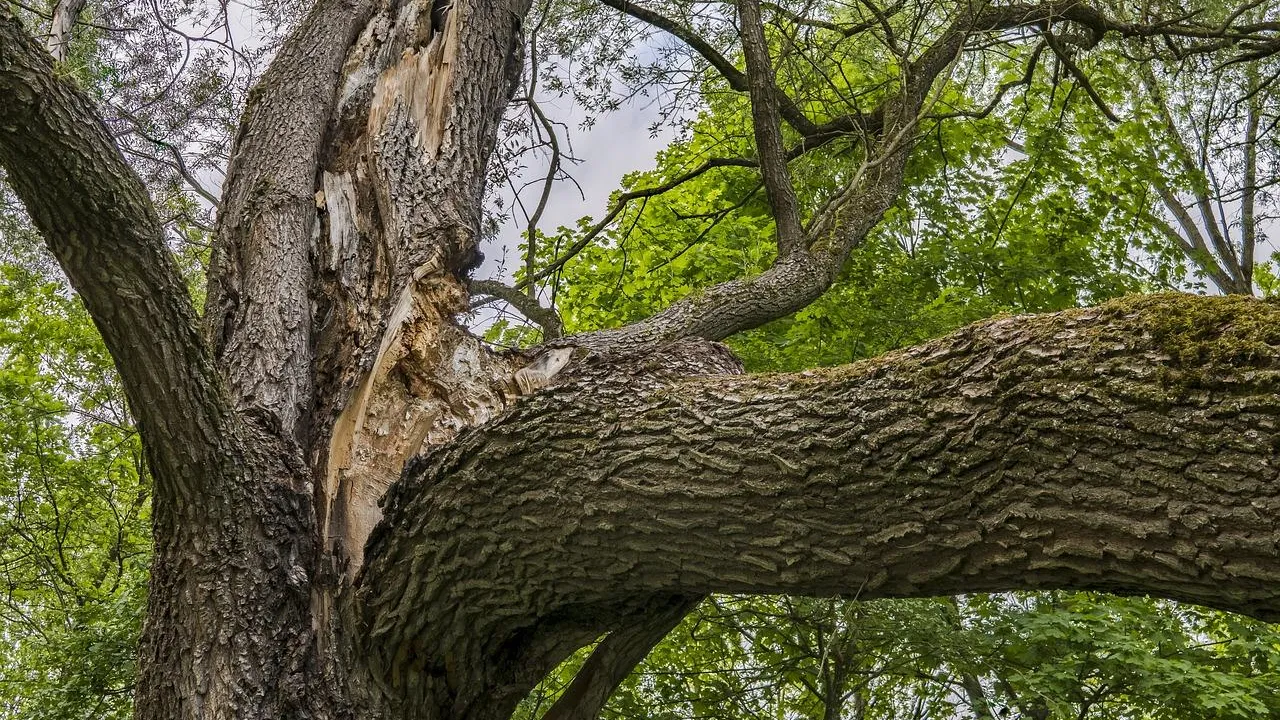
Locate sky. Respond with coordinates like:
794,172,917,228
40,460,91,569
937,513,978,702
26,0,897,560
481,94,677,284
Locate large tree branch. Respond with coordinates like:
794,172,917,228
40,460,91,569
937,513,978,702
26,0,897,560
0,15,326,718
0,7,235,506
204,0,375,439
357,293,1280,715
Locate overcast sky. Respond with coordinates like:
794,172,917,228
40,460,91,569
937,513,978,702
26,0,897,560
480,94,676,283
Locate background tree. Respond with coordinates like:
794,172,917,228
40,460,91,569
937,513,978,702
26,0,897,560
0,211,147,719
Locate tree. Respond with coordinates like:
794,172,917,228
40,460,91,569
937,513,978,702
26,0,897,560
2,1,1280,719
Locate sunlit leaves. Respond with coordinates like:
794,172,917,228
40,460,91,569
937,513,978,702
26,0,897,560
0,221,148,720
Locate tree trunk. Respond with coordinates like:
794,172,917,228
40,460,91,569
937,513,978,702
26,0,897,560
4,2,1280,720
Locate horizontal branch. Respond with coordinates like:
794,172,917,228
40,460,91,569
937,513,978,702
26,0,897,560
357,294,1280,707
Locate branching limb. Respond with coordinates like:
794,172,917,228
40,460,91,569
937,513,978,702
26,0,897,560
361,295,1280,715
522,30,562,300
524,156,757,288
540,596,699,720
1042,31,1118,121
760,0,898,38
594,0,821,136
930,42,1045,122
471,279,565,339
737,0,805,256
114,108,222,208
554,0,1280,352
1142,68,1249,292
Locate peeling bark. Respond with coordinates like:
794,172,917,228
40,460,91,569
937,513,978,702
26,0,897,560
44,0,85,62
310,0,529,575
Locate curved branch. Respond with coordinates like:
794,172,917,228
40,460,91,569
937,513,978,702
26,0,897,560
359,294,1280,714
541,596,699,720
0,6,234,505
471,279,565,339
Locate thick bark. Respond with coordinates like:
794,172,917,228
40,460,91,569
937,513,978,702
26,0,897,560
205,0,376,441
0,11,320,719
357,294,1280,718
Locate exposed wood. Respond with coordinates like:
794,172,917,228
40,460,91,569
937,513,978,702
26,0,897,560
311,0,530,577
44,0,85,62
205,0,377,441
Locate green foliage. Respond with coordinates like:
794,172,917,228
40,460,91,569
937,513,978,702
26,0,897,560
0,214,148,719
1253,256,1280,298
553,46,1180,370
514,592,1280,719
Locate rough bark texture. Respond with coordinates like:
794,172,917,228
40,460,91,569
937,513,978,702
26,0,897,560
205,0,376,441
1,11,320,719
358,295,1280,717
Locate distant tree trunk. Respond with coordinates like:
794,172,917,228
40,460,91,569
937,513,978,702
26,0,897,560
3,2,1280,720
